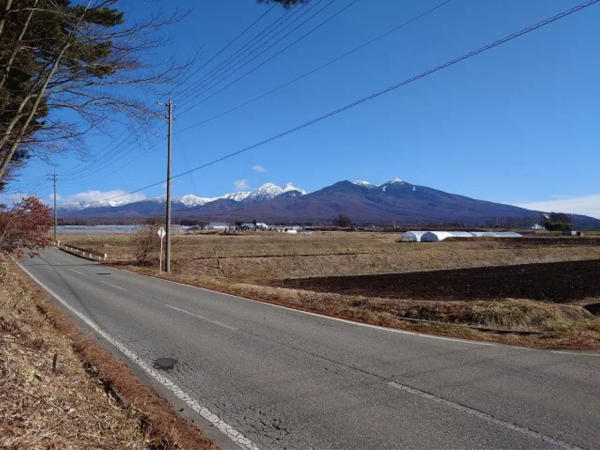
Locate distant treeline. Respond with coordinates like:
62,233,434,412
59,215,547,230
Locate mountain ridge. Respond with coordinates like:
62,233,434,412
57,179,600,229
60,182,308,211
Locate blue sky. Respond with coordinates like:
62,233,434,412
6,0,600,217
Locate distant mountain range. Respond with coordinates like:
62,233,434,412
58,179,600,229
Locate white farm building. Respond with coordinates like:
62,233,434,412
449,231,476,238
421,231,456,242
482,232,523,238
400,231,428,242
406,230,523,243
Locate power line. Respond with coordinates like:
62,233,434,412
7,129,147,191
178,0,453,134
62,135,161,183
57,0,600,206
179,0,326,104
54,2,328,186
179,0,354,113
173,4,278,97
61,144,158,189
56,4,286,183
60,136,141,180
10,1,337,190
174,122,199,197
176,3,303,98
31,6,294,187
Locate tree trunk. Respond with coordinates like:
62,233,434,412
0,0,13,40
0,0,39,91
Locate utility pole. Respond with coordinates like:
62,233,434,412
47,172,58,243
159,94,174,273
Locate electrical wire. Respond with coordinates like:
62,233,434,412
174,122,199,197
5,1,334,190
178,0,353,113
178,0,453,133
173,4,278,97
178,0,326,104
79,0,598,206
32,6,281,186
176,3,304,98
27,4,298,186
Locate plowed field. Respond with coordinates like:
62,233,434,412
276,259,600,303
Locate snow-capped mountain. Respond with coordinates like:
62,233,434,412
180,195,222,208
55,177,600,229
59,183,307,211
354,180,378,189
223,191,253,202
60,199,135,210
354,179,405,188
247,183,307,201
176,183,307,207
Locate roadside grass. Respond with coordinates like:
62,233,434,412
0,257,147,449
1,255,216,450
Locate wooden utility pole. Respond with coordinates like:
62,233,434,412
47,172,58,243
160,94,174,273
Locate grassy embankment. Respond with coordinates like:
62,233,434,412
61,232,600,349
0,255,215,450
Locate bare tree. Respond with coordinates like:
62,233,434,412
0,0,191,182
132,217,161,266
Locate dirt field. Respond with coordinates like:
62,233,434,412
60,232,600,282
275,259,600,303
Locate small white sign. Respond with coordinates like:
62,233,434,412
157,227,166,239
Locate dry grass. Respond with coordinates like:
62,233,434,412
0,257,148,450
0,255,216,450
61,232,600,282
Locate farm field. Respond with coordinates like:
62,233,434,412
58,231,600,348
275,259,600,303
59,231,600,281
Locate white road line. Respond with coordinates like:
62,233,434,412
70,268,85,276
165,304,238,331
388,382,583,450
18,263,259,450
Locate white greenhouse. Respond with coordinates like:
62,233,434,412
401,231,428,242
421,231,456,242
448,231,475,238
482,232,523,238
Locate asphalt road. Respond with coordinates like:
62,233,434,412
20,248,600,450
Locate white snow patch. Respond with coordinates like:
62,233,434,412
248,183,308,201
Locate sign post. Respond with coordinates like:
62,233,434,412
157,226,166,274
